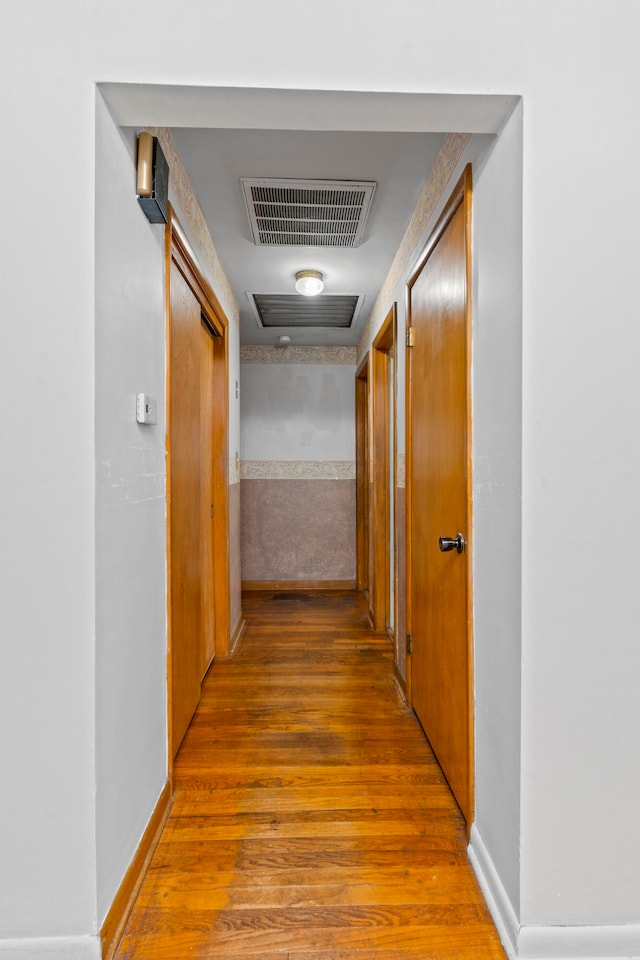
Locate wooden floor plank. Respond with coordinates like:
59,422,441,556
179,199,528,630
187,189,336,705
116,590,505,960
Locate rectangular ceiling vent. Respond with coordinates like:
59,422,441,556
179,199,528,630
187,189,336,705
249,293,363,329
241,178,376,247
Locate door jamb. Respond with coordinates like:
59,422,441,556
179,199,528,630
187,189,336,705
371,305,397,637
355,354,370,597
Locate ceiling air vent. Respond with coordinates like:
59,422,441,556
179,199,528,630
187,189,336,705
249,293,362,329
241,178,376,247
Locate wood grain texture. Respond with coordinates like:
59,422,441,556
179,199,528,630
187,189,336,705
167,210,231,759
101,782,172,960
116,591,504,960
407,168,473,826
168,256,203,757
371,306,397,638
211,316,231,659
371,345,390,634
355,357,370,594
200,320,215,673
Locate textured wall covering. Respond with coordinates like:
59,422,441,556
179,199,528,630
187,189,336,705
241,479,355,582
241,460,355,480
241,345,357,365
358,132,470,361
147,126,240,328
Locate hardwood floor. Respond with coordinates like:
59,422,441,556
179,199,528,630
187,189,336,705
116,590,505,959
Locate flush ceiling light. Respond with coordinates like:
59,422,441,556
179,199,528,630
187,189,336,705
295,269,324,297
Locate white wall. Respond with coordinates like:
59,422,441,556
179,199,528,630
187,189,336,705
3,2,640,956
94,95,168,925
470,104,523,919
355,119,526,922
518,19,640,929
94,102,245,924
0,16,98,955
241,363,355,462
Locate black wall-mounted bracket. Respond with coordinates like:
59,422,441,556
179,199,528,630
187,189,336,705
136,133,168,224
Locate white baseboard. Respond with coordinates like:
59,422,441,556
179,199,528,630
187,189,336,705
518,923,640,959
468,824,640,959
0,936,101,958
468,822,519,958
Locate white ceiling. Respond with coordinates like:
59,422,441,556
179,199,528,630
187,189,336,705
170,127,445,345
103,85,517,347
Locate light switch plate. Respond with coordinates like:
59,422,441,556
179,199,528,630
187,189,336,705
136,393,157,425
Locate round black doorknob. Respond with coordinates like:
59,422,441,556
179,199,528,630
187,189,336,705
438,533,466,554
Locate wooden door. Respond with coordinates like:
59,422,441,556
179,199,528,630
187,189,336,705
200,320,216,674
169,260,203,757
167,213,231,761
407,168,473,824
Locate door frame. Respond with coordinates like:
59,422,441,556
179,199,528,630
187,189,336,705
371,305,397,638
355,355,370,596
405,166,474,825
165,207,230,771
355,305,397,636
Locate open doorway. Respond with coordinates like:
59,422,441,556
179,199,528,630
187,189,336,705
96,85,524,951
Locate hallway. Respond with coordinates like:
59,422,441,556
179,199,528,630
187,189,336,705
116,591,505,959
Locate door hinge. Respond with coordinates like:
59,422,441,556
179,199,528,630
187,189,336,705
406,327,415,348
406,633,412,654
210,504,214,518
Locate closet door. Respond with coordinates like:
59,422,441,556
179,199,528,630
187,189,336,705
407,170,473,825
167,214,230,760
169,260,203,758
200,319,216,675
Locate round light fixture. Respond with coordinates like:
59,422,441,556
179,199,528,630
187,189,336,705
295,269,324,297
